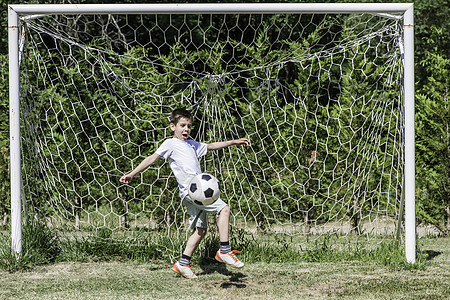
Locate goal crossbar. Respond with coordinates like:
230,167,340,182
9,3,413,15
8,3,415,263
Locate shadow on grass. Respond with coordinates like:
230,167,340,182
199,260,247,288
423,250,441,261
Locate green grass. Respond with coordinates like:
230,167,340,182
0,221,449,299
0,221,431,270
0,243,448,299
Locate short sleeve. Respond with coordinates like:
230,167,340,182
155,139,173,160
187,139,208,158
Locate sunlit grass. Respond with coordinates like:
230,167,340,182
0,220,428,272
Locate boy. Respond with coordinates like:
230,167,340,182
120,108,249,279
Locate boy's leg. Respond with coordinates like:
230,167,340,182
215,205,244,268
173,198,210,279
172,227,207,279
184,227,207,257
217,205,230,242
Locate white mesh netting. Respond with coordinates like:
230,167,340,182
19,11,404,254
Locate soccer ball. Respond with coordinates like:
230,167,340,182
188,173,220,206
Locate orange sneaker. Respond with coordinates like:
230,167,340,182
172,262,198,279
215,250,244,268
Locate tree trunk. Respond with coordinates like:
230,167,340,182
2,212,8,229
74,196,81,231
120,193,129,229
303,210,310,241
446,206,450,232
351,197,360,235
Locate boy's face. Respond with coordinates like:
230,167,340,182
170,117,192,141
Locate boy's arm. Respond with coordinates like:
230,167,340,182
207,138,250,151
120,152,161,184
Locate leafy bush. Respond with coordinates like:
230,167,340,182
0,219,60,272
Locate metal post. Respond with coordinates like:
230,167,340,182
8,6,22,257
403,5,415,264
8,3,416,15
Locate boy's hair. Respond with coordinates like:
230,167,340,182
170,108,193,125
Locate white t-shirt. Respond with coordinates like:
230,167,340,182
155,138,208,199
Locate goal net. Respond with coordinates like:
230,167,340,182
16,6,407,259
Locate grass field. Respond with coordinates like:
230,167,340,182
0,236,448,299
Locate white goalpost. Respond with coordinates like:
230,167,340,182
8,3,415,263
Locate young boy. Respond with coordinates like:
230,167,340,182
120,108,249,279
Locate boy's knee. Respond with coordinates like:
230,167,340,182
196,227,207,238
219,205,230,217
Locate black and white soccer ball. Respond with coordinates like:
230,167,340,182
188,173,220,206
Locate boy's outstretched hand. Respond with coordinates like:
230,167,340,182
120,174,134,184
234,138,250,146
207,138,250,151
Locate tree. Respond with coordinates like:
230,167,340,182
0,53,9,228
1,0,449,233
415,26,450,234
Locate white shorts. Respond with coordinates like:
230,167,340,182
182,196,227,231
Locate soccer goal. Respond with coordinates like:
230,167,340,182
8,3,415,263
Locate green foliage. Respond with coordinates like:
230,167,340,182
0,219,60,272
1,1,449,263
8,10,406,239
1,222,427,273
413,0,450,80
196,229,428,270
57,234,168,263
0,53,9,226
416,26,450,234
0,0,8,54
